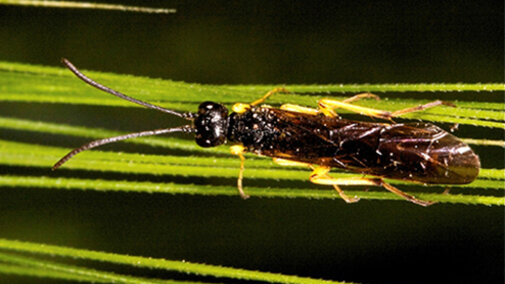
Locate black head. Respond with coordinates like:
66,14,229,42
194,102,229,147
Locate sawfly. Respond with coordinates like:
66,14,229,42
53,59,480,206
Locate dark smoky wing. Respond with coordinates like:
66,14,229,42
373,123,480,184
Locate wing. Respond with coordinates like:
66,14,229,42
338,122,480,184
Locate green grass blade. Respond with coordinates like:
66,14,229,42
460,138,505,147
0,0,176,13
0,61,503,128
0,252,183,284
221,83,505,93
1,175,503,205
0,263,102,283
0,239,348,284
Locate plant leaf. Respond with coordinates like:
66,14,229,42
0,0,176,14
0,252,183,284
0,61,503,128
0,175,503,206
0,239,348,284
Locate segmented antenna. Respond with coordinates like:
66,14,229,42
52,126,194,170
61,58,195,119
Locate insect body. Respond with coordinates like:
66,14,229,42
229,107,479,184
54,59,480,206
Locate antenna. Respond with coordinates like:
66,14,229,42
61,58,195,120
52,126,194,170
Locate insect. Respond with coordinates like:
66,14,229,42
53,59,480,206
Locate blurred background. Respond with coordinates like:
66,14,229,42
0,1,503,283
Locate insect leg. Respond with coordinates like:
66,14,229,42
273,159,363,201
250,87,289,106
309,166,361,203
380,181,436,207
390,100,456,117
232,87,289,114
230,145,250,199
319,97,455,120
272,158,312,167
309,169,435,206
342,92,381,103
279,104,319,115
281,94,379,116
318,98,391,119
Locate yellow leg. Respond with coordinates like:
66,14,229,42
230,145,250,199
273,160,362,203
318,98,390,119
317,92,382,118
342,92,381,103
232,87,289,114
390,100,456,117
280,93,378,116
318,95,455,120
309,166,361,203
381,182,435,207
250,87,289,106
308,166,435,206
280,104,319,115
272,158,311,167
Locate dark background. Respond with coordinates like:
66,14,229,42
0,1,503,283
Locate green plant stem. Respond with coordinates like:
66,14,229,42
0,239,348,284
0,252,181,283
0,0,176,13
0,61,503,128
1,175,503,205
0,263,101,283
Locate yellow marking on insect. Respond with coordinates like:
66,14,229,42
230,144,246,155
232,103,251,114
